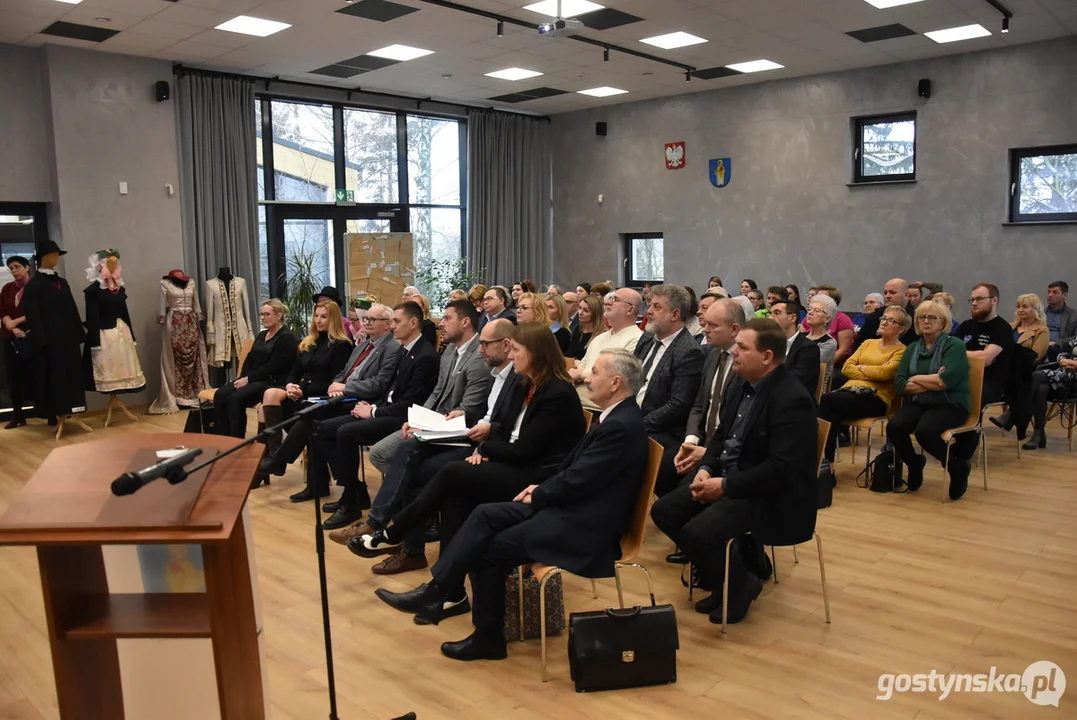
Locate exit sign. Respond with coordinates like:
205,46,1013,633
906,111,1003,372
335,189,355,202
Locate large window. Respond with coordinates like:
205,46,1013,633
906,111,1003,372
623,233,664,287
1009,144,1077,223
853,112,916,183
257,96,466,304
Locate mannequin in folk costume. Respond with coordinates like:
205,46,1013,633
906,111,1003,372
20,239,91,438
205,267,254,371
147,269,209,415
83,249,146,427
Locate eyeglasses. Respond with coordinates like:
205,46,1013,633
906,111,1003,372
362,317,388,324
610,296,636,311
518,304,531,310
478,339,505,348
806,307,827,315
880,317,901,325
968,296,994,304
918,315,940,322
259,311,275,317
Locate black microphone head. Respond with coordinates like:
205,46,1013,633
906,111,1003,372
111,473,142,496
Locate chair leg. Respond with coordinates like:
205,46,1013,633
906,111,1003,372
981,430,988,491
793,545,799,564
721,539,733,634
517,567,525,643
687,562,694,601
590,578,598,600
1069,404,1075,452
814,532,831,624
614,566,624,609
615,562,655,607
943,441,952,503
539,569,562,682
360,446,366,484
771,546,779,584
864,424,873,478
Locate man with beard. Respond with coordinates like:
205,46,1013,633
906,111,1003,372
954,282,1014,405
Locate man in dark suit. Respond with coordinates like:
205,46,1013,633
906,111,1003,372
655,298,746,498
651,319,818,625
259,303,403,499
771,300,821,397
633,284,705,448
316,302,441,528
854,278,918,350
374,348,649,661
477,286,516,331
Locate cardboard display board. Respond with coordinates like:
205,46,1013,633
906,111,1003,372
346,232,415,306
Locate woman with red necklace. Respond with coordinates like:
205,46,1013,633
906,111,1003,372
83,249,146,396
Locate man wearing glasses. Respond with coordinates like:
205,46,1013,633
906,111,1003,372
954,283,1014,405
568,288,644,411
477,287,516,332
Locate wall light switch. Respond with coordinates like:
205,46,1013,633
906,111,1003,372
119,182,129,195
165,183,174,196
597,194,604,204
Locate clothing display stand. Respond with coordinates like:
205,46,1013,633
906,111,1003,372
55,414,93,441
104,395,139,427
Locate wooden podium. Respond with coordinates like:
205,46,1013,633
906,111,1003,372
0,433,265,720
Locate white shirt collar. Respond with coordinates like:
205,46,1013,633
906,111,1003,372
491,362,513,379
456,333,478,356
38,268,57,276
599,399,626,424
654,326,684,347
786,330,799,349
402,335,421,354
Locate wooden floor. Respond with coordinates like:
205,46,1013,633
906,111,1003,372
1,408,1075,719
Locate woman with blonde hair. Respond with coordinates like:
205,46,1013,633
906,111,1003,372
213,299,298,439
1011,293,1050,362
413,294,438,348
467,284,487,313
254,300,353,487
448,289,467,303
568,294,606,360
991,293,1050,437
931,292,961,334
515,292,549,327
544,292,572,354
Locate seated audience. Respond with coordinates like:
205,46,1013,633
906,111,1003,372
905,282,925,310
684,286,702,338
328,319,516,549
805,284,854,369
954,283,1014,406
569,288,643,409
805,295,839,390
634,284,706,447
651,319,818,625
766,285,789,309
575,282,592,297
467,284,487,314
747,289,766,315
740,278,758,296
544,292,572,354
990,293,1049,439
547,284,561,295
563,290,580,333
785,284,806,317
590,280,614,299
770,300,821,396
1011,293,1050,363
351,323,586,581
855,278,917,348
887,300,973,500
655,298,746,497
373,349,648,660
214,299,298,438
853,293,883,334
818,305,910,461
1015,334,1077,450
1045,281,1077,360
931,292,961,334
414,294,438,349
568,294,605,360
478,286,516,330
708,276,723,289
692,288,724,351
448,289,467,303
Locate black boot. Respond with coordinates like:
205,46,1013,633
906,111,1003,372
262,405,285,454
905,454,927,492
989,412,1013,432
251,421,270,489
1022,428,1047,450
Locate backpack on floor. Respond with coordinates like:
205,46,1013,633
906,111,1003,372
857,448,903,493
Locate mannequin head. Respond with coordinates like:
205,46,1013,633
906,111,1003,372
86,249,123,288
39,252,60,270
106,255,119,274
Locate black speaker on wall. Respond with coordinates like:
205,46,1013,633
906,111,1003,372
918,78,931,99
596,121,607,137
155,80,171,102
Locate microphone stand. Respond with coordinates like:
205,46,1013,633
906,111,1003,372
166,398,350,720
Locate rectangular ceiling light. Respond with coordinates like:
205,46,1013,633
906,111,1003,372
215,15,291,37
55,0,83,4
640,31,708,50
577,86,627,97
863,0,926,8
485,67,544,81
523,0,605,18
367,44,434,61
924,23,991,43
725,59,784,73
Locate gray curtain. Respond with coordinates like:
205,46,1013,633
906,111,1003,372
467,110,552,286
175,71,259,322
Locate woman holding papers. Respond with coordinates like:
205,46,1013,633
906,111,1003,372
348,323,587,599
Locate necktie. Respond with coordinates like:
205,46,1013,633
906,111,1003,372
345,342,374,380
705,351,730,443
641,340,659,378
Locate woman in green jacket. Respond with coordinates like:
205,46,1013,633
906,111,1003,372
886,300,973,499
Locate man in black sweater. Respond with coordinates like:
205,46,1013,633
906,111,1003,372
854,277,918,350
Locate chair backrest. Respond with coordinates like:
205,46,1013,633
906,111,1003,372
237,337,255,372
618,438,664,564
815,363,827,402
816,418,830,475
582,407,593,433
965,355,985,426
565,357,576,372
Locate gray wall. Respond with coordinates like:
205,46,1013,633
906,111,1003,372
551,37,1077,314
0,43,185,410
0,45,53,202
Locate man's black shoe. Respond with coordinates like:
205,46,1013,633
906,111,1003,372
323,506,363,530
440,632,508,661
665,550,689,564
710,573,763,625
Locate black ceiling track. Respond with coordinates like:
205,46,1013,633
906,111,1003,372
409,0,696,74
981,0,1013,19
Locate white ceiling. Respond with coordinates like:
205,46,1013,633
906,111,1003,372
1,0,1074,114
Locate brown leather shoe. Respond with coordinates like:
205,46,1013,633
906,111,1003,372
329,521,373,546
372,551,428,575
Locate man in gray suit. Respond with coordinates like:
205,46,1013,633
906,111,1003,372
259,304,403,497
368,299,493,473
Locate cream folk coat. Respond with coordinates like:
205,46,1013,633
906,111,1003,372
205,276,254,366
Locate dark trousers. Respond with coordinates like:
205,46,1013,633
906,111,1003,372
654,444,691,498
1016,370,1052,436
2,338,29,419
650,485,752,595
391,460,547,595
274,403,352,465
431,501,537,635
886,401,970,469
213,380,270,438
367,440,471,529
318,415,401,497
818,390,888,461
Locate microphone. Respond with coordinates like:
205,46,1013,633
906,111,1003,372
295,395,359,416
111,447,204,496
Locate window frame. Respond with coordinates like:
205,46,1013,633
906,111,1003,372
1008,143,1077,224
622,232,664,288
256,94,468,301
852,111,917,184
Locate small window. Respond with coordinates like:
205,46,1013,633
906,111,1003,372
853,112,916,183
623,233,664,286
1009,144,1077,223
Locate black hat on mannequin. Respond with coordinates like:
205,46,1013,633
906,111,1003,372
312,286,343,307
32,239,67,262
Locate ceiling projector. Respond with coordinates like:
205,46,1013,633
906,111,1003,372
538,17,584,38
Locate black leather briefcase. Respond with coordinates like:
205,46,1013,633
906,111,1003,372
567,603,678,693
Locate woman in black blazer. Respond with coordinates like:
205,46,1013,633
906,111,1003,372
213,299,297,438
545,293,572,355
350,323,586,589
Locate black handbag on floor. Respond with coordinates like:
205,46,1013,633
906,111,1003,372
568,601,678,693
184,405,217,434
857,447,903,493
